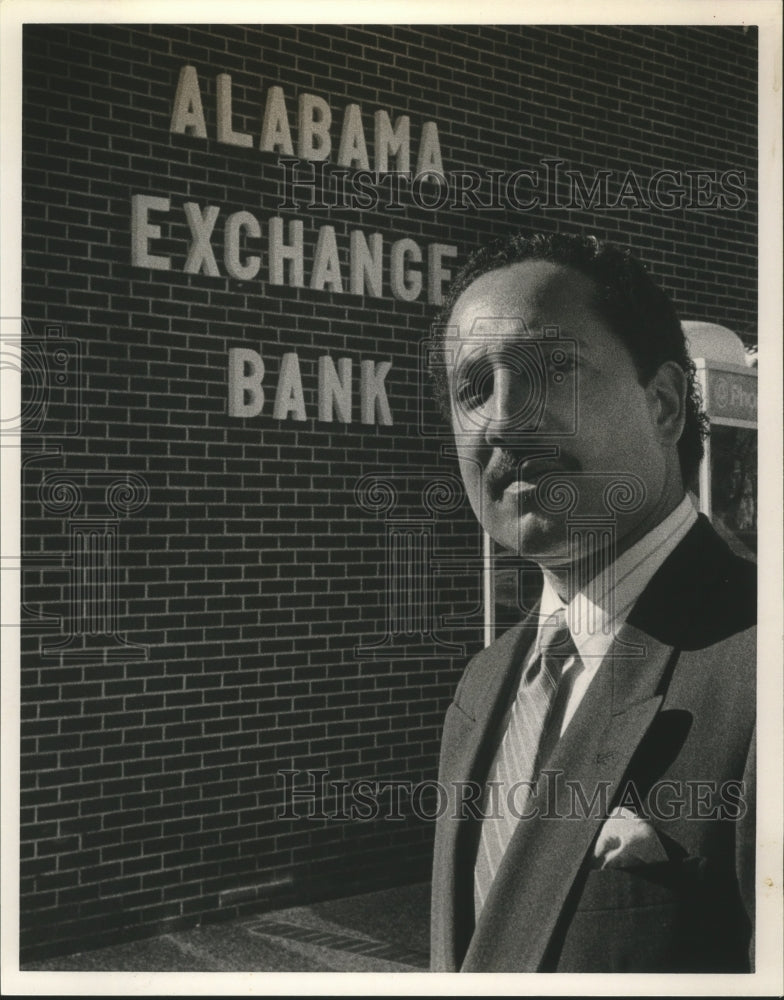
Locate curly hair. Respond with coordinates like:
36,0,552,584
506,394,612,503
429,231,708,488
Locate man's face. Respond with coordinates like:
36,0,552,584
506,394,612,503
446,260,678,564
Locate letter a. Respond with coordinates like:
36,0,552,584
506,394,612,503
170,65,207,138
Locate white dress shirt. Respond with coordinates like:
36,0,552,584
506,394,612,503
531,494,698,736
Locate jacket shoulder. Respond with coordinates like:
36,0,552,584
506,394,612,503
629,514,756,649
672,622,756,712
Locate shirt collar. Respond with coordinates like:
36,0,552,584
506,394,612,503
538,494,698,668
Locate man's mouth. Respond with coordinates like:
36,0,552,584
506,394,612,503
488,461,567,501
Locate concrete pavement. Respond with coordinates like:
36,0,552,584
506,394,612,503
23,882,431,973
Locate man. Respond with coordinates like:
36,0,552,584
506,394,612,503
429,232,756,973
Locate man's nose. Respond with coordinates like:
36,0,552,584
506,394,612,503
484,363,550,443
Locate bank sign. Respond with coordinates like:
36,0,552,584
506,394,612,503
131,66,457,306
129,65,467,427
705,367,758,425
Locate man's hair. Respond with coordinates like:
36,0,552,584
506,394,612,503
429,231,708,487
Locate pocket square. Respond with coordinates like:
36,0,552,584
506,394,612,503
592,806,668,870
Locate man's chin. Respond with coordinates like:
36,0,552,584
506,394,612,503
489,511,570,562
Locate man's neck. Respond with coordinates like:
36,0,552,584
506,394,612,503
540,490,688,603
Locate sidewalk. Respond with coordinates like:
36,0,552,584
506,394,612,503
23,882,431,973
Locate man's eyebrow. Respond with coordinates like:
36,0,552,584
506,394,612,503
453,324,589,345
450,347,492,385
450,335,587,377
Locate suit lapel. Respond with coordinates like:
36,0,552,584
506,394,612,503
462,621,676,971
431,619,538,970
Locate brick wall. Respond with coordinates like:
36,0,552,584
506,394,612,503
20,23,757,960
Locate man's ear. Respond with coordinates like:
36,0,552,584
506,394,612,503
645,361,687,444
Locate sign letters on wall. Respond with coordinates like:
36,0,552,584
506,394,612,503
129,66,465,425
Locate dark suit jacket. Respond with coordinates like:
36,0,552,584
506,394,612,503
431,515,756,973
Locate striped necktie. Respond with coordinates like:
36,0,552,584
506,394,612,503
474,607,575,916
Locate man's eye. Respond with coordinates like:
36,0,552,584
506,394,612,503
456,369,493,408
547,349,577,378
